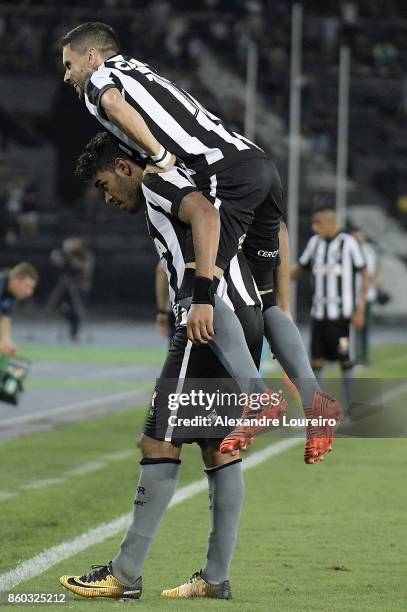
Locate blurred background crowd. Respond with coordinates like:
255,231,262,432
0,0,406,320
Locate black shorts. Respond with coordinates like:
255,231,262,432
144,305,264,446
199,157,284,286
311,318,354,365
143,156,284,291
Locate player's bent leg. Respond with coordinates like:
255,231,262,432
60,438,181,600
263,305,321,407
161,443,238,600
215,304,287,454
263,309,344,464
181,287,284,455
206,296,270,395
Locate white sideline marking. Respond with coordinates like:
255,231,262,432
0,438,300,593
0,390,145,428
103,449,135,462
65,461,106,477
21,478,64,491
378,381,407,403
0,492,16,502
0,450,137,503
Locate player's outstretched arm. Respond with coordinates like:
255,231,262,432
178,192,220,345
101,88,175,172
0,315,17,356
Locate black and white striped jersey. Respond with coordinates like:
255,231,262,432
299,232,366,320
142,163,251,272
85,54,266,182
144,188,262,319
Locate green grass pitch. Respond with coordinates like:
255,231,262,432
0,343,406,611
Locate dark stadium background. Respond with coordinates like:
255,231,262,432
0,4,406,607
0,0,406,320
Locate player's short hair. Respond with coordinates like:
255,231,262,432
75,132,144,181
313,205,336,216
61,22,120,56
9,262,39,282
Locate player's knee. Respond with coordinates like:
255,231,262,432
311,359,325,370
201,441,240,468
139,433,181,460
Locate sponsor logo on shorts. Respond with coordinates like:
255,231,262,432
258,249,279,258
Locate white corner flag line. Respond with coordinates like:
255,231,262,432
0,438,300,593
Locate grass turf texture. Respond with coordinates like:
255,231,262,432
0,342,406,610
26,379,153,392
19,345,166,366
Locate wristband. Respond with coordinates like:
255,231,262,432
192,276,215,306
151,145,172,169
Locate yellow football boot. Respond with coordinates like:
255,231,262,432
60,563,141,600
162,570,231,599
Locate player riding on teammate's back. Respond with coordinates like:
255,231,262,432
61,22,342,460
61,22,282,326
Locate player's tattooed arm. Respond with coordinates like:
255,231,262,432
100,88,175,172
178,192,220,344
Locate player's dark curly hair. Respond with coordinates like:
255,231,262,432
75,132,145,181
61,22,120,55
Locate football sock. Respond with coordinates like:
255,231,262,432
111,458,180,584
312,367,324,384
202,459,244,584
263,306,321,407
342,367,354,411
210,295,269,395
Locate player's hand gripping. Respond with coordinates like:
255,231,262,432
187,304,215,345
143,153,176,176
